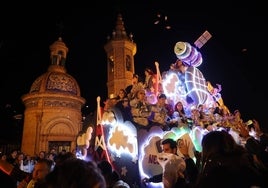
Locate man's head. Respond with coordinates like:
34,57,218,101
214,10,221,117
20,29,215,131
32,159,52,182
161,138,177,154
42,158,106,188
157,94,167,106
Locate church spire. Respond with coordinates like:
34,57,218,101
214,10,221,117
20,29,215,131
108,13,133,41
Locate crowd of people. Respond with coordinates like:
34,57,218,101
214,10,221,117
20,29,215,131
105,68,265,140
1,123,267,188
1,105,268,187
0,148,129,188
142,131,268,188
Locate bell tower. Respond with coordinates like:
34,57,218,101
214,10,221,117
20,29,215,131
104,14,137,96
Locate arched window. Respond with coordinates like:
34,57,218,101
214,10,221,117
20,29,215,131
126,55,131,71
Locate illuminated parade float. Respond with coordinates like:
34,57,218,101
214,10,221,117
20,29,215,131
76,32,230,188
14,12,263,188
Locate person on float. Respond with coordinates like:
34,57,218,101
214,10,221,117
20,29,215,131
125,74,144,100
142,138,187,188
129,89,151,129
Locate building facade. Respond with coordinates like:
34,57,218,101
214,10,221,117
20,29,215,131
21,38,85,156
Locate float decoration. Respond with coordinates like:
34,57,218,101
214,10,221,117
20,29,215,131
79,31,236,188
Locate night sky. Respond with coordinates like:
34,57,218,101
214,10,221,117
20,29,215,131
0,1,267,130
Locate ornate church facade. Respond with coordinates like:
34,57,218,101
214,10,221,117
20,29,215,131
21,38,85,156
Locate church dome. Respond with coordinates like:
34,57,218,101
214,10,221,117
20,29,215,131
28,37,81,96
29,71,81,96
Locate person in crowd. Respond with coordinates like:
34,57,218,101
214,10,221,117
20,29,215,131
53,151,77,167
142,138,186,188
149,93,170,131
125,74,144,100
237,119,268,178
97,160,114,188
130,89,151,129
253,120,268,168
197,104,206,121
117,89,127,103
196,104,211,128
23,154,35,173
170,101,188,128
1,153,7,161
36,151,46,162
232,109,244,124
101,94,120,124
0,157,52,188
37,158,106,188
98,160,130,188
189,106,202,127
115,96,133,122
6,149,18,167
49,148,57,156
0,151,80,188
205,105,217,126
176,138,199,188
14,152,25,172
107,94,119,110
17,158,53,188
195,130,266,188
1,151,17,188
46,153,56,171
111,170,130,188
144,68,156,94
